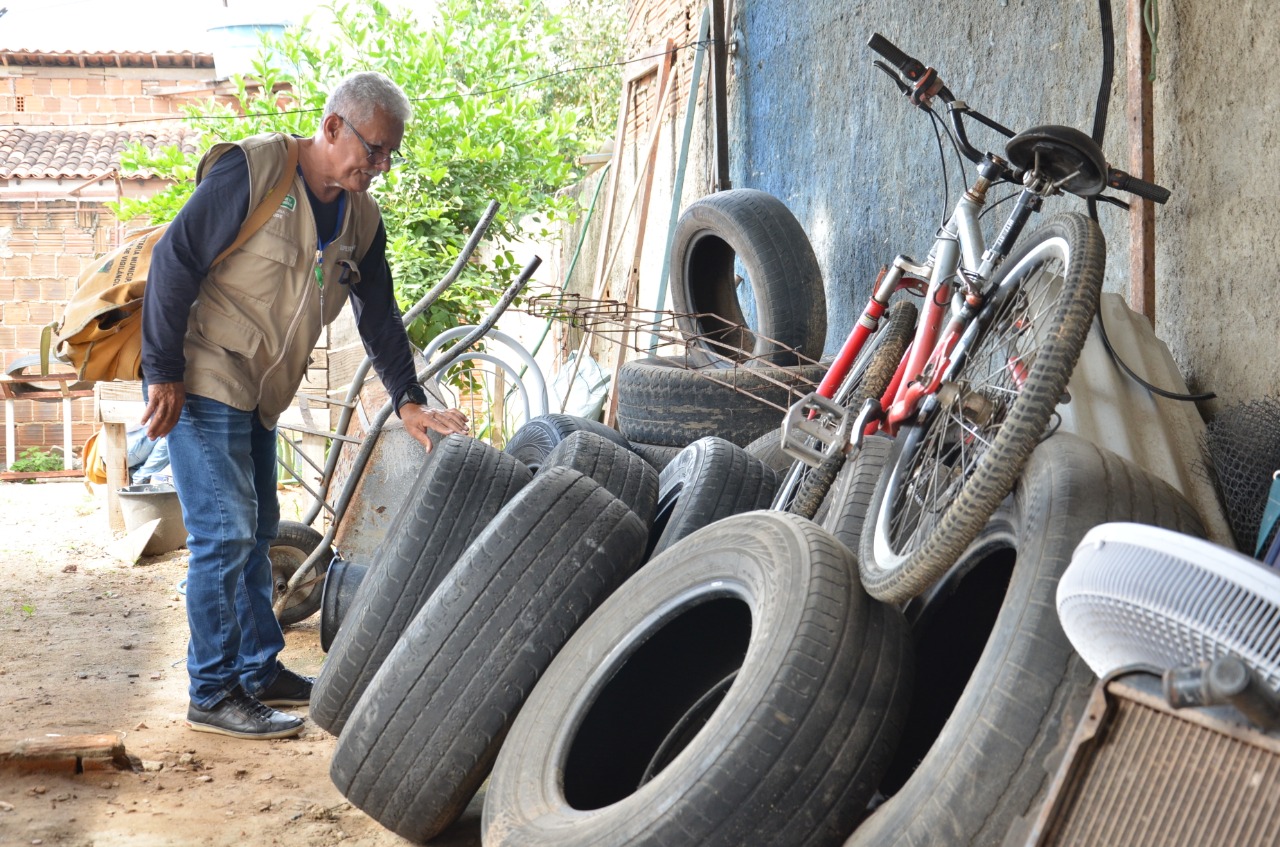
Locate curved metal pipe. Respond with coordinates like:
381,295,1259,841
420,325,549,417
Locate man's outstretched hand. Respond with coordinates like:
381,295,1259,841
401,404,470,451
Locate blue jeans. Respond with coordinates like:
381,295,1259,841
165,394,284,708
126,429,170,484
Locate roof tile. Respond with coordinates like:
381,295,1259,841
0,126,200,180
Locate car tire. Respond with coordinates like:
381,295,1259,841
482,510,912,847
843,433,1206,847
330,467,649,843
309,435,532,736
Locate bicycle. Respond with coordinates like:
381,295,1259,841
773,32,1170,605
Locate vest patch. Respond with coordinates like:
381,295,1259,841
280,194,297,212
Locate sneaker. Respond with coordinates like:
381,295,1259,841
187,688,304,740
257,666,314,707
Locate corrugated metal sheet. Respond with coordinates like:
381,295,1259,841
1060,293,1234,548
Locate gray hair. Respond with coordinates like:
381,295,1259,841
323,71,412,126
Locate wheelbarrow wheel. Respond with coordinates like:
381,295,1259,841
271,520,330,626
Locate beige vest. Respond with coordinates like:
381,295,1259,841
183,133,381,428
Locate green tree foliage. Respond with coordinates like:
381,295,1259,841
112,0,619,346
477,0,625,145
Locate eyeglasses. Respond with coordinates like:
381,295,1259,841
340,115,407,168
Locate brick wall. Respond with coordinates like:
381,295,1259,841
624,0,700,143
0,203,114,458
0,60,226,467
1,67,232,126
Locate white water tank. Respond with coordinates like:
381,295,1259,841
206,15,289,79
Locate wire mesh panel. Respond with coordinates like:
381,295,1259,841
1201,397,1280,552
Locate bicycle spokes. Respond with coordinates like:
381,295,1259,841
885,254,1069,558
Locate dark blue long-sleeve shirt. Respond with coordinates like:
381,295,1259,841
141,145,427,413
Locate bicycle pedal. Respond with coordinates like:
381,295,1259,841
780,392,852,468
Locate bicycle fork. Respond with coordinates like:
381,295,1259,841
779,254,929,468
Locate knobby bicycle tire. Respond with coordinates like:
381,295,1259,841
860,213,1105,604
776,300,917,520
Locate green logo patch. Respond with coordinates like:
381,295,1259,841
280,194,297,212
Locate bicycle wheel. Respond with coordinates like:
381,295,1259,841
860,213,1104,604
775,300,917,519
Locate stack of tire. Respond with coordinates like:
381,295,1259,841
310,415,788,843
309,184,1214,847
615,189,829,469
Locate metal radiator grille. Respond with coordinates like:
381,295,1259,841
1034,682,1280,846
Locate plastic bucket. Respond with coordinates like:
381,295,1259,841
117,484,187,555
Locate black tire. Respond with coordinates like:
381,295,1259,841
628,441,686,472
820,435,894,553
319,556,369,653
777,301,917,519
310,435,532,736
271,520,329,627
742,428,794,473
669,188,827,366
330,467,649,843
844,433,1205,847
651,436,778,557
543,430,659,526
504,413,631,472
482,511,914,847
861,214,1105,604
616,356,826,448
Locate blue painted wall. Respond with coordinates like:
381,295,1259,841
724,1,1124,357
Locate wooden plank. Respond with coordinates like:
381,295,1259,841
1127,0,1157,325
710,0,731,191
94,381,147,404
0,468,85,482
0,732,132,772
604,41,676,429
325,343,371,397
0,389,93,402
103,421,129,531
96,396,145,425
589,66,644,302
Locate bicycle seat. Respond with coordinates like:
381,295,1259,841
1005,125,1107,197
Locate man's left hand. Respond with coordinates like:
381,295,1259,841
401,404,470,451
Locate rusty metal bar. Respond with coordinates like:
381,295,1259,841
710,0,732,191
1127,0,1157,326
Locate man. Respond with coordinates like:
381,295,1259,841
141,71,468,740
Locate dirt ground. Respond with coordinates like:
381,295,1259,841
0,479,482,847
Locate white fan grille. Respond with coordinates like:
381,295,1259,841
1057,522,1280,689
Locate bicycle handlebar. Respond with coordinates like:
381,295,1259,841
867,33,926,84
868,33,953,109
1107,168,1172,204
868,32,1173,205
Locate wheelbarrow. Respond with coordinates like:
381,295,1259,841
266,200,542,624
